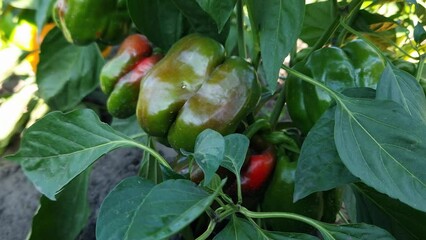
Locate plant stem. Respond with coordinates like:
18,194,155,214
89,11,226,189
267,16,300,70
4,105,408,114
269,85,286,129
416,55,425,81
301,11,341,62
130,141,171,170
237,0,246,58
335,0,363,46
239,207,335,240
236,175,244,205
339,18,387,61
314,16,341,51
244,0,261,68
195,220,216,240
281,64,340,101
243,118,271,138
338,210,350,224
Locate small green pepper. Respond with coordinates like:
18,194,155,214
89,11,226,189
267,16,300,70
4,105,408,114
260,154,324,233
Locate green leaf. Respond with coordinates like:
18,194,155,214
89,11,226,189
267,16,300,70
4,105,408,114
376,64,426,122
220,133,249,179
29,167,91,240
299,1,334,46
98,178,222,240
322,222,395,240
414,22,426,44
127,0,184,50
214,215,317,240
214,215,263,240
36,28,104,111
294,107,358,201
253,0,304,91
34,0,54,30
266,232,319,240
352,183,426,240
194,129,225,186
111,115,147,143
6,109,136,200
195,0,237,32
172,0,229,43
334,96,426,212
96,177,156,240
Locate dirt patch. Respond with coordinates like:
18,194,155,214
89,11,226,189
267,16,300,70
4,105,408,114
0,147,143,240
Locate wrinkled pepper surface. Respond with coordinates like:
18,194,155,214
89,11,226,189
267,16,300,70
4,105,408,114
261,153,324,233
285,39,385,133
53,0,131,45
100,34,162,118
137,34,261,151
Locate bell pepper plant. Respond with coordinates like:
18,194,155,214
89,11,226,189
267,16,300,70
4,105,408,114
3,1,426,240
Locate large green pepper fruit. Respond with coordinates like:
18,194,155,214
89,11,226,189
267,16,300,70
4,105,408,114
53,0,131,45
167,56,260,150
100,34,162,118
260,154,324,233
285,39,385,134
137,34,261,151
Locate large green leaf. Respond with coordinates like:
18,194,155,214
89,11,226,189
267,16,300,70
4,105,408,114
127,0,184,50
294,107,358,201
253,0,304,91
214,215,318,240
352,183,426,240
96,177,156,240
195,0,236,32
36,28,104,111
172,0,229,43
193,129,225,186
299,1,334,46
334,96,426,212
321,222,395,240
220,133,249,179
214,215,262,240
29,167,91,240
376,65,426,122
98,178,222,240
111,115,147,143
6,109,136,200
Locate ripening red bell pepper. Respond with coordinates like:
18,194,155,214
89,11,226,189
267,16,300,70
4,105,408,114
241,148,276,194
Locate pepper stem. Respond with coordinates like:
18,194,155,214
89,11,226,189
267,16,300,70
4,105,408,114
130,141,172,170
239,207,336,240
237,0,247,59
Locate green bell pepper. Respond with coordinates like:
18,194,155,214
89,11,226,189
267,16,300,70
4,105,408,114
285,39,386,134
100,34,162,118
137,34,261,151
260,153,324,233
53,0,131,45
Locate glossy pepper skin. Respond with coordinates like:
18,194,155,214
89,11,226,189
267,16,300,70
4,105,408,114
100,34,162,118
137,34,261,151
137,34,226,138
167,56,261,151
261,154,324,233
53,0,131,45
285,39,385,134
241,148,276,194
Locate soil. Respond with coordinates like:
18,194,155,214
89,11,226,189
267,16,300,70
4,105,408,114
0,147,145,240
